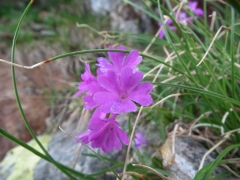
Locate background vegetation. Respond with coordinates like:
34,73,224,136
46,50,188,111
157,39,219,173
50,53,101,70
1,0,240,179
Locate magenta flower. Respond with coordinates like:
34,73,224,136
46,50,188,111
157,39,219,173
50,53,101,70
76,114,129,152
189,1,204,17
158,12,192,39
134,132,148,149
93,67,153,114
75,45,153,153
75,63,104,109
176,12,193,25
97,45,142,75
158,19,176,39
75,63,103,97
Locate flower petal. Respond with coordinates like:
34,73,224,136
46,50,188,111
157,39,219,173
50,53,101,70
88,118,106,130
124,50,142,68
129,94,153,106
96,57,114,73
76,131,90,144
169,26,176,31
117,128,129,145
75,89,85,97
89,124,109,148
97,71,121,93
107,46,126,73
189,1,197,11
128,82,153,106
130,82,153,95
195,9,204,17
83,95,98,109
111,99,137,114
120,67,143,91
134,132,147,148
159,29,165,39
94,92,119,113
100,101,116,113
113,130,122,150
81,63,95,81
104,125,118,152
86,81,104,94
93,91,118,104
92,108,106,119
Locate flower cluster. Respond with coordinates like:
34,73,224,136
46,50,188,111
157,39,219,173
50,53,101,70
158,1,204,39
75,45,153,152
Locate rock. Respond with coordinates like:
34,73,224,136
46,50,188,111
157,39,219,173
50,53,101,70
88,0,154,34
0,113,126,180
0,135,51,180
0,111,161,180
89,0,122,15
160,136,236,180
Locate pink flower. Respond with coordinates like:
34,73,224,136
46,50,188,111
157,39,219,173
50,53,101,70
96,45,142,75
75,63,103,97
158,19,176,39
176,12,193,25
75,45,153,152
189,1,204,17
158,12,193,39
134,132,148,149
75,63,104,109
76,114,129,152
93,67,153,114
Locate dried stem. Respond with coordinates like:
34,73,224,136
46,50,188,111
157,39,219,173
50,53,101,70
198,132,231,170
197,26,228,66
151,93,182,108
122,106,143,180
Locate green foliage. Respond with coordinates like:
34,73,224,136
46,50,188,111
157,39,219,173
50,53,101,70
1,0,240,179
194,144,240,179
225,0,240,14
0,1,101,45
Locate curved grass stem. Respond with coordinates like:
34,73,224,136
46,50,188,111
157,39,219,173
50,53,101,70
10,1,76,179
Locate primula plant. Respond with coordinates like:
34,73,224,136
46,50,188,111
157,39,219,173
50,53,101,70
1,0,240,180
75,46,153,152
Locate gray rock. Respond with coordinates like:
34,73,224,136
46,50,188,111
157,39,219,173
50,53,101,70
0,114,128,180
160,136,236,180
0,111,161,180
2,117,237,179
0,135,52,180
88,0,154,34
89,0,122,15
33,131,123,179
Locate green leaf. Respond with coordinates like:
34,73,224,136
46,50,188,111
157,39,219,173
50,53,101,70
153,83,240,107
225,0,240,14
194,143,240,180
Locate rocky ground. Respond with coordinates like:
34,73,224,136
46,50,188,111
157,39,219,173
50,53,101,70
0,0,156,161
0,42,76,161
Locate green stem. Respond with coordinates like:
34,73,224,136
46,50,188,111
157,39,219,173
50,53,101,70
49,49,185,75
10,1,76,179
230,7,236,99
